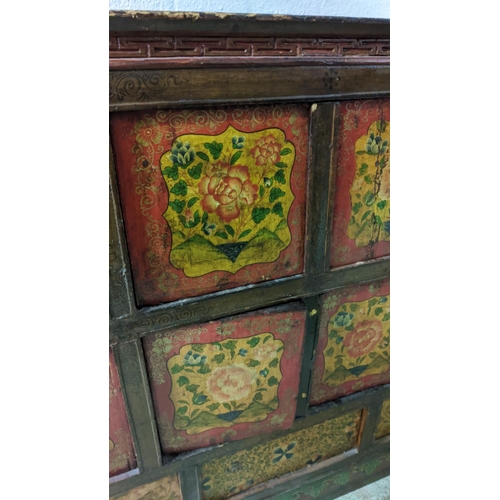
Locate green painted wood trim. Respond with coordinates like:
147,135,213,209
109,258,389,344
358,397,385,452
304,102,336,276
109,139,136,320
115,340,162,473
295,296,321,418
109,384,388,497
180,466,202,500
109,11,390,38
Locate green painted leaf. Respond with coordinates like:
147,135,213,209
187,197,199,208
223,402,232,411
215,231,228,239
269,187,286,203
222,341,237,350
191,344,204,353
364,192,376,206
247,337,260,348
248,359,261,367
350,304,358,312
198,364,211,374
328,330,338,339
253,392,263,402
178,376,189,387
274,169,286,184
238,229,252,240
230,151,242,165
374,215,383,225
275,161,288,168
207,403,220,411
186,384,200,393
368,299,378,307
263,335,272,344
187,162,203,179
361,210,372,222
268,376,279,386
204,141,223,159
202,211,208,223
325,347,334,357
225,225,235,237
280,148,292,156
252,207,271,224
212,353,225,364
191,409,199,418
268,358,279,368
383,313,390,321
272,202,284,217
169,199,185,213
171,180,187,196
259,185,265,197
192,394,208,405
177,406,188,415
352,202,363,215
196,151,210,161
170,364,183,374
335,336,344,345
356,151,366,155
364,175,373,184
375,307,383,316
162,165,179,180
359,163,368,175
377,200,387,210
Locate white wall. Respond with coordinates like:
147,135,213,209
108,0,390,19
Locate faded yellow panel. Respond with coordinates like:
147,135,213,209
200,411,362,499
374,399,390,439
160,126,296,277
110,474,181,500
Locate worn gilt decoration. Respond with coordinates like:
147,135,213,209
310,279,390,405
331,99,390,267
110,104,309,306
110,474,182,500
142,306,307,453
109,350,137,477
374,399,390,439
200,410,362,499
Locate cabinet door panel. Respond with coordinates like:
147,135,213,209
310,279,390,406
142,304,307,453
110,104,310,307
331,99,390,267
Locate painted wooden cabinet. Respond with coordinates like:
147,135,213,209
109,11,389,500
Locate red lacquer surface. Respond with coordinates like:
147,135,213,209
110,105,309,307
331,99,390,267
109,349,137,477
142,306,307,454
310,279,390,406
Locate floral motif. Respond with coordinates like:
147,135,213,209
347,119,390,247
134,117,162,147
166,333,285,435
170,141,195,165
201,411,362,499
207,364,256,403
254,342,278,362
250,134,282,166
320,293,390,391
199,164,258,222
343,319,383,358
160,125,297,277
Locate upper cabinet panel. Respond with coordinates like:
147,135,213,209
110,104,310,307
331,99,390,268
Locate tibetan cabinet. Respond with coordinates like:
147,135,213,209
109,11,390,500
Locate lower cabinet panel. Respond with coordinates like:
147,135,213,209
142,304,307,454
110,474,182,500
374,399,390,439
200,410,362,499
